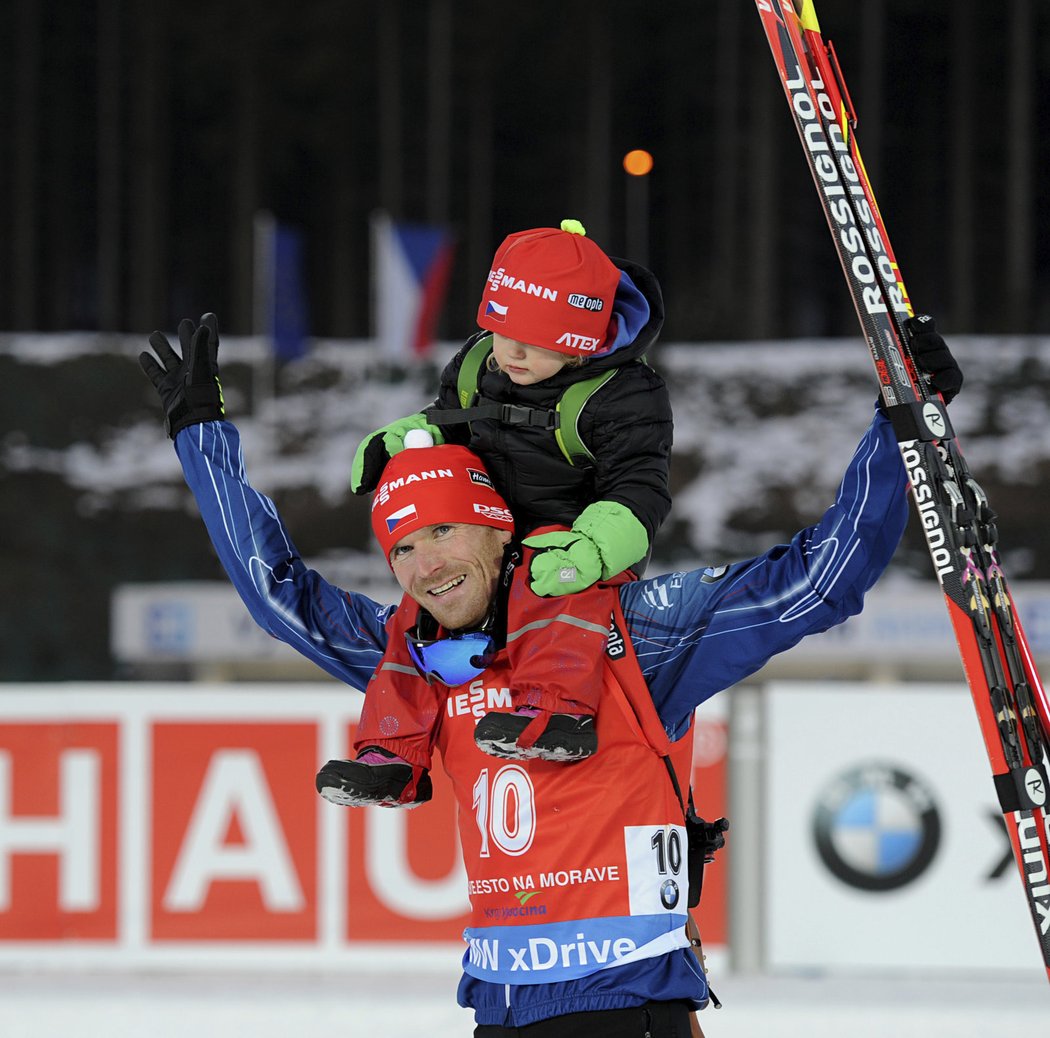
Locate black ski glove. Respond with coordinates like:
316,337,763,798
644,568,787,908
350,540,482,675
139,313,225,438
906,314,963,403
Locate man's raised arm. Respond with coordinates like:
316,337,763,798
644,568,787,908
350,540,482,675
140,314,390,690
623,407,910,736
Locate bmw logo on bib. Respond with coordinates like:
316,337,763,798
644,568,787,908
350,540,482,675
659,878,680,910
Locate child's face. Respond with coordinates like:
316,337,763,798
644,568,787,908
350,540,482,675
491,334,571,385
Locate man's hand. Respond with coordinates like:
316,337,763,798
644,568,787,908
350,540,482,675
524,501,649,596
906,314,963,403
139,313,225,439
351,413,446,494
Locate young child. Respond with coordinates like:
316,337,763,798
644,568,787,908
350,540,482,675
343,220,672,798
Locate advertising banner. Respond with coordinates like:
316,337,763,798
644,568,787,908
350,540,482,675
111,580,1050,669
0,685,727,968
765,682,1038,972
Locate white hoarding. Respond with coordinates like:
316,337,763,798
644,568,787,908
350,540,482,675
112,580,1050,666
765,683,1039,973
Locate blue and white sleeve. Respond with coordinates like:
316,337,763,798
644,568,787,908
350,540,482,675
621,410,909,737
174,420,392,690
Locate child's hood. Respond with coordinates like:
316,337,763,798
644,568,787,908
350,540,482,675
586,257,665,370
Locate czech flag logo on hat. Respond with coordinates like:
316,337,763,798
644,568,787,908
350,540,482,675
371,442,515,563
484,299,508,322
385,503,418,535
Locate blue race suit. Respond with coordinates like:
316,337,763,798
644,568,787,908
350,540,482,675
172,407,909,1026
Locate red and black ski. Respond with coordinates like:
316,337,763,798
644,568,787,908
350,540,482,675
754,0,1050,979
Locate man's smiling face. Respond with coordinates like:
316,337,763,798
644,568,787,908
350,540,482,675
389,522,512,630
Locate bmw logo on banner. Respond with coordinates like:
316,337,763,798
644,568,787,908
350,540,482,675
812,762,942,891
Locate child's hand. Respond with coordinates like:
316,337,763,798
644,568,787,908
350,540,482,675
524,530,604,596
351,414,445,494
524,501,649,595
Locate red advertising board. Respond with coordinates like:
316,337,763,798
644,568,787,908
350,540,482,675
0,721,119,940
150,722,319,941
0,686,728,965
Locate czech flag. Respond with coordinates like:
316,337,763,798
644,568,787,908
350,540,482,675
372,211,456,361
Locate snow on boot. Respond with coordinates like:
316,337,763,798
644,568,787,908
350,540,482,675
315,746,432,808
474,708,597,762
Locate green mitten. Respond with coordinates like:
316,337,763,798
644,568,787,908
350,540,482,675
524,501,649,596
524,529,604,596
350,413,445,494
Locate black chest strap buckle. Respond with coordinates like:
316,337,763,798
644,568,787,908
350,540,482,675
425,402,559,430
499,403,559,429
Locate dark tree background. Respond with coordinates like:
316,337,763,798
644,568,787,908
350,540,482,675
2,0,1049,683
3,0,1048,342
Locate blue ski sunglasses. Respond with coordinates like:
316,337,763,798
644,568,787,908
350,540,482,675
405,628,497,687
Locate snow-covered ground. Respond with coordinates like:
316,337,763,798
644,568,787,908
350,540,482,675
6,331,1050,569
0,962,1044,1037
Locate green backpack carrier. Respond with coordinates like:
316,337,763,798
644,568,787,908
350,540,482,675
425,335,620,466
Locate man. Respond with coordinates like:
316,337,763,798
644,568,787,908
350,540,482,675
139,313,960,1037
316,429,660,807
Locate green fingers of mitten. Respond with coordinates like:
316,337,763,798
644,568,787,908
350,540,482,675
524,529,604,596
524,501,649,596
350,413,445,494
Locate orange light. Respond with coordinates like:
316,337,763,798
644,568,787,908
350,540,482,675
623,149,654,176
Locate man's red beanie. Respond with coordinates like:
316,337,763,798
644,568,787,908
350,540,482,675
476,219,620,357
370,441,515,561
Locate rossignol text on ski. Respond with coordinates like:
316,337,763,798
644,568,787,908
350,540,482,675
755,0,1050,979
